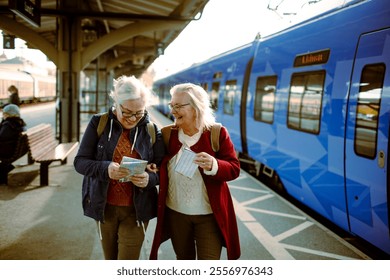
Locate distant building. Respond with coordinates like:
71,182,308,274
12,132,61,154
0,56,55,76
0,52,7,63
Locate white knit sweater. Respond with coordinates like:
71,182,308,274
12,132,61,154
165,129,213,215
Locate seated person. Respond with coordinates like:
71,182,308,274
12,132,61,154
0,104,26,185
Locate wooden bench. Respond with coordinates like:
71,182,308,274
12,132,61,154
25,123,79,186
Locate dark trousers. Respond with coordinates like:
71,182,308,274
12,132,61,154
166,207,223,260
0,163,14,185
98,204,148,260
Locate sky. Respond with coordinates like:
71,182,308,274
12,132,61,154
152,0,288,79
0,0,347,79
151,0,349,79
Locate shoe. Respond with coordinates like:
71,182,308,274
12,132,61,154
0,175,7,185
6,164,15,173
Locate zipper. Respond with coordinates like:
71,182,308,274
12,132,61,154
97,221,103,240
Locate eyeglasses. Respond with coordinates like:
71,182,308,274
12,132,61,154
119,105,145,120
122,111,145,119
168,103,190,112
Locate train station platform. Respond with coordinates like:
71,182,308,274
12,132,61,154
0,107,371,260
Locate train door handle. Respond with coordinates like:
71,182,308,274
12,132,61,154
378,150,385,168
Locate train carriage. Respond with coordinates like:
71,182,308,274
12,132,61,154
153,0,390,255
0,68,56,106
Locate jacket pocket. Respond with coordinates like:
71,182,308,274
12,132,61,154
82,178,91,209
134,186,158,221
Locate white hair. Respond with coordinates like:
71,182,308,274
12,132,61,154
109,75,151,107
170,83,216,130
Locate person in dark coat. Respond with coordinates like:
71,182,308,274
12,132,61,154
0,104,26,185
74,75,165,260
7,85,21,106
149,83,241,260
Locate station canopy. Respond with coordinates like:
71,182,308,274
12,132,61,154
0,0,209,76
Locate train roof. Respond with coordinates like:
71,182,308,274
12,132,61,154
260,0,367,41
155,0,382,83
155,42,254,82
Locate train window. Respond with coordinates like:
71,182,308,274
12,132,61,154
223,80,236,115
287,71,325,134
254,76,277,123
354,63,385,159
210,82,220,110
158,84,165,101
213,72,223,79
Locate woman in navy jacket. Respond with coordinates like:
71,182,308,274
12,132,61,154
74,76,165,260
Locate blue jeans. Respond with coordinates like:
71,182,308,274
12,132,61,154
98,204,148,260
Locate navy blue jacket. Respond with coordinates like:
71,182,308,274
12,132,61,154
0,117,26,158
73,109,165,223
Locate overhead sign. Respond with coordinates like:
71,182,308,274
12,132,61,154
9,0,41,28
3,34,15,49
294,49,330,67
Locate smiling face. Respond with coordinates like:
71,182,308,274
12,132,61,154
116,98,146,129
170,92,198,136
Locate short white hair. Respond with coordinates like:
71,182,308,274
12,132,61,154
170,83,216,130
109,75,150,106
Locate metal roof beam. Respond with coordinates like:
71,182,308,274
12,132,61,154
43,8,195,21
0,6,197,21
81,20,180,69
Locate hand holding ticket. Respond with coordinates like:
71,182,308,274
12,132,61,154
119,156,148,182
175,148,198,178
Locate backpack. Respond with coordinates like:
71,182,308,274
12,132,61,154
161,123,222,152
96,112,156,144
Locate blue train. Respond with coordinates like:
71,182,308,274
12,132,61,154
153,0,390,255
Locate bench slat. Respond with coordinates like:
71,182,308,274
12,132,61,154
26,124,58,161
30,140,58,159
23,123,79,186
36,142,79,162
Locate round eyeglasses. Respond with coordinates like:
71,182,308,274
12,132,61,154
120,105,145,120
122,111,145,120
168,103,190,112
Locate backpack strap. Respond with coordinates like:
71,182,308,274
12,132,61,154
161,124,174,150
211,123,222,152
161,123,221,152
97,112,109,137
147,122,156,145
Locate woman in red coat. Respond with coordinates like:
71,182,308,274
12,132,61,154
150,83,241,260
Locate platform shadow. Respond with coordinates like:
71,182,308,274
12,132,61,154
0,169,43,201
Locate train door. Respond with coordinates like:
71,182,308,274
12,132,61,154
345,29,390,254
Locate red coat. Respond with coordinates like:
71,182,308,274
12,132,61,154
149,126,241,259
